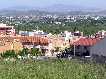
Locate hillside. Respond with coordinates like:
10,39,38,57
0,59,105,79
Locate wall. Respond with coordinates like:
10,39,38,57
90,37,106,56
0,41,23,53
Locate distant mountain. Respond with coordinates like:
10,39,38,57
2,4,100,12
2,6,40,11
42,4,100,12
0,10,52,16
0,4,103,16
96,10,106,15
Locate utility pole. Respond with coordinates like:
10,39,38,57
74,44,76,56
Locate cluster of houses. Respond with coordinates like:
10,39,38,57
0,23,106,58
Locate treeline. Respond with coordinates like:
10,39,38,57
4,17,106,35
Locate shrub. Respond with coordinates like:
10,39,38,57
18,48,29,56
30,48,42,56
1,50,17,58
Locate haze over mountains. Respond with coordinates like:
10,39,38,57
3,4,100,12
42,4,100,12
0,4,106,16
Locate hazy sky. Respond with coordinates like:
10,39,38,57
0,0,105,9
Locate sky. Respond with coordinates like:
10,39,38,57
0,0,105,9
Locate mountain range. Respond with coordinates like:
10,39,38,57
3,4,101,12
0,4,105,16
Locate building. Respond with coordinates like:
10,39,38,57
0,37,23,53
95,30,106,38
19,31,29,36
70,37,100,56
70,37,106,62
73,31,83,37
16,36,49,47
0,23,15,36
0,36,49,54
90,37,106,56
45,35,70,57
19,30,48,37
14,36,49,54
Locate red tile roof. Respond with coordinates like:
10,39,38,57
72,38,100,46
15,36,49,45
0,36,49,45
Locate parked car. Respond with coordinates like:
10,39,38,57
56,52,72,58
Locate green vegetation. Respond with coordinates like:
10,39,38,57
0,47,106,79
12,17,106,35
18,48,30,56
1,16,106,35
0,59,106,79
1,50,17,58
1,15,106,35
30,48,42,56
1,48,42,58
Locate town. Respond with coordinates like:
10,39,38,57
1,0,106,79
0,22,106,59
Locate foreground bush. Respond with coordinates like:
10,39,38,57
0,59,106,79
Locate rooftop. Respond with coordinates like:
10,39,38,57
71,38,100,46
14,36,49,45
0,36,49,46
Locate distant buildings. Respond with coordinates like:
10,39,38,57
19,30,48,37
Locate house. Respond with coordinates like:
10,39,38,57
70,37,100,57
45,35,70,57
0,37,23,53
14,36,49,54
0,36,49,54
0,23,15,36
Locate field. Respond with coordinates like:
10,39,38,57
0,59,106,79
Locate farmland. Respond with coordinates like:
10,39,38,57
0,59,106,79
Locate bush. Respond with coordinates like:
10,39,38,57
1,50,17,58
30,48,42,56
18,48,29,56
